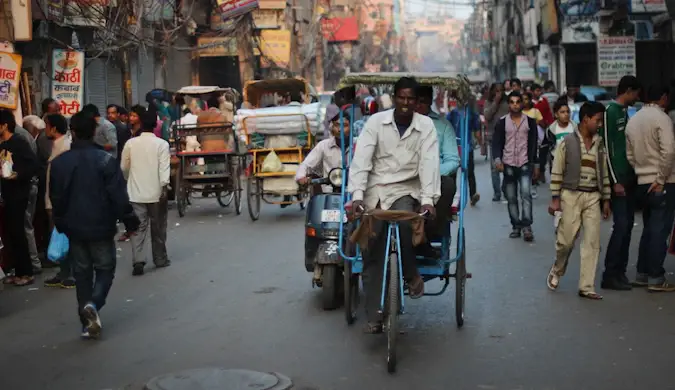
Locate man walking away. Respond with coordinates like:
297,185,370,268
601,75,641,291
17,117,41,273
121,112,171,276
547,102,611,300
448,95,481,206
50,112,139,339
81,104,118,158
492,92,540,241
42,114,74,288
625,85,675,292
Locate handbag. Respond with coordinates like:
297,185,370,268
47,227,69,263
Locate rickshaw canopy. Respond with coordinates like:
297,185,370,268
175,86,240,102
243,77,311,107
337,72,472,105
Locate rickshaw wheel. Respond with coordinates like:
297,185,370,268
343,240,359,325
216,192,234,207
321,265,340,310
455,227,466,328
175,168,186,218
246,177,261,221
233,160,243,215
386,253,399,373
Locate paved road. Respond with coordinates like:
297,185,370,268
1,158,675,390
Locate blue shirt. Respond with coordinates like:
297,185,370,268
428,111,460,176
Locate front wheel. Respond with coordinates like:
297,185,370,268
455,227,466,328
321,265,340,310
386,253,399,373
216,191,234,207
233,162,243,215
246,178,261,221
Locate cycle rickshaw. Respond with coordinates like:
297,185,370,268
335,72,473,373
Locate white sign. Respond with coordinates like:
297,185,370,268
597,36,636,87
516,55,535,81
630,0,666,13
51,49,84,117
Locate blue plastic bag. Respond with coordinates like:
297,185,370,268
47,228,70,263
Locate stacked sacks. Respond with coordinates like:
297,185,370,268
234,103,323,148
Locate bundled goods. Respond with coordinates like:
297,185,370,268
234,103,323,136
262,164,300,195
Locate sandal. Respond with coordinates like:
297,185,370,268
546,267,559,291
363,322,383,334
578,291,603,300
408,276,425,299
14,276,35,286
3,276,18,285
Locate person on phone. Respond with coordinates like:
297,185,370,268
547,102,611,300
348,77,440,334
625,85,675,292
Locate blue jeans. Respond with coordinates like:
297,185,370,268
603,183,637,279
71,238,116,326
490,159,502,198
636,183,675,284
503,164,533,229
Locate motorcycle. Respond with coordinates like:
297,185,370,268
304,167,347,310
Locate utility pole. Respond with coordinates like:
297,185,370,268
120,49,133,109
314,2,325,91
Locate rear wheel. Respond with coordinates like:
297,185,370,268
247,178,261,221
386,253,399,373
216,191,234,207
233,159,243,215
343,241,359,325
455,227,466,328
321,265,340,310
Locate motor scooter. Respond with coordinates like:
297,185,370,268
304,167,347,310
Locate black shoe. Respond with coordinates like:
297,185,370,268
509,228,521,238
492,195,501,202
132,264,145,276
601,277,632,291
44,275,64,288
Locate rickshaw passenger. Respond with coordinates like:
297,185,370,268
295,111,350,190
353,96,378,137
416,85,459,245
349,77,441,333
197,95,235,151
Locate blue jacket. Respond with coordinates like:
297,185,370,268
50,140,133,241
446,108,480,144
428,112,460,176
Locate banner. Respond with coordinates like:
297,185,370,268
217,0,258,20
51,49,84,117
0,52,22,110
597,36,636,87
260,29,291,68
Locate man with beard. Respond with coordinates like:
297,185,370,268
349,77,440,334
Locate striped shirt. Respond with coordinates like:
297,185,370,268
551,132,611,200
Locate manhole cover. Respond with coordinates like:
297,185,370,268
144,368,292,390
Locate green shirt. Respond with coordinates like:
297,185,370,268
601,101,634,185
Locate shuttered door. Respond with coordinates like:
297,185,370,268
130,55,140,105
85,58,107,110
137,49,156,102
106,61,124,108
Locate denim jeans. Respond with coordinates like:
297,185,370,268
603,183,637,279
490,159,502,198
503,164,533,228
635,183,675,284
71,238,116,326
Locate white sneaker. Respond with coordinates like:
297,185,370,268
82,303,102,339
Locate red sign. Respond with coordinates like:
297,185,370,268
321,17,359,42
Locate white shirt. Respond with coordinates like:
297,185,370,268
348,109,441,210
295,138,344,180
121,132,171,203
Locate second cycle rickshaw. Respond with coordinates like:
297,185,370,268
334,72,473,373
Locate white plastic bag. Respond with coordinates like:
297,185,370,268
261,150,283,172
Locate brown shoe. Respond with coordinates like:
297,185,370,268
648,280,675,292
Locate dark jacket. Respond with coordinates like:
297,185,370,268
113,120,131,160
492,115,540,168
0,133,39,201
49,139,136,241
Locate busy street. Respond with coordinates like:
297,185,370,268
1,160,674,390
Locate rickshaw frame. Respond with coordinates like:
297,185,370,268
335,72,472,373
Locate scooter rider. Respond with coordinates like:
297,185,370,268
295,110,351,187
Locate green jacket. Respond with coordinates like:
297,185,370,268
601,101,634,185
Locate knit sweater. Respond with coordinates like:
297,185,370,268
625,105,675,185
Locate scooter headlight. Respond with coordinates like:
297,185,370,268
328,168,343,187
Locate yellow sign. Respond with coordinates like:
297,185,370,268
252,9,279,29
258,0,285,9
197,37,238,57
0,51,22,110
260,29,290,68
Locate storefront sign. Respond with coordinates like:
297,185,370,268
258,0,284,9
537,44,552,74
321,16,359,42
197,37,238,57
51,49,83,117
597,36,636,87
0,51,21,109
630,0,666,13
516,55,535,81
64,0,108,27
217,0,258,20
260,29,290,68
252,9,279,29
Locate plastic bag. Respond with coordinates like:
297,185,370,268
261,150,283,172
47,228,70,263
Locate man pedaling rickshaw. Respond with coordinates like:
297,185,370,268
348,77,441,334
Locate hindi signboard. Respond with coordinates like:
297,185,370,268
51,49,84,117
217,0,258,20
0,51,22,110
260,29,291,68
597,36,636,87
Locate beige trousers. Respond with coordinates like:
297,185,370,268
552,189,601,292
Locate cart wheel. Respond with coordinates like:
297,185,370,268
233,162,243,215
175,169,186,218
216,192,234,207
344,258,359,325
386,253,399,374
246,177,261,221
455,227,466,328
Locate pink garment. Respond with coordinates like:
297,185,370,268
502,115,529,167
154,119,162,138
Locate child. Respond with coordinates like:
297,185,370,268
546,102,611,300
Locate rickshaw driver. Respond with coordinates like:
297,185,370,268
349,77,441,334
295,110,351,188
